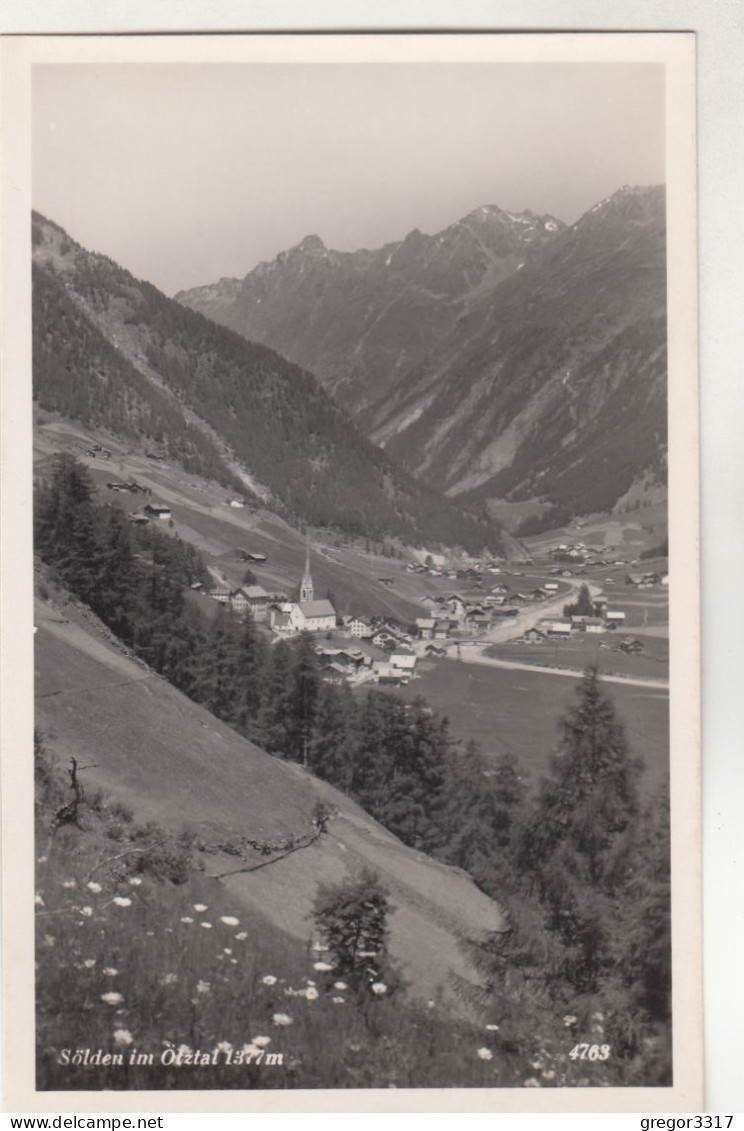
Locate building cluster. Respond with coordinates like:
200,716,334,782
522,606,627,644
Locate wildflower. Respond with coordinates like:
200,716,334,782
262,975,277,986
485,1024,499,1031
370,982,387,996
34,893,45,907
194,904,208,912
43,934,55,948
333,982,348,991
215,1041,233,1055
332,997,345,1004
313,961,334,972
80,906,93,917
177,1044,192,1058
87,882,102,894
428,1001,435,1009
563,1015,578,1028
252,1036,271,1048
160,973,178,986
542,1070,556,1081
219,916,239,927
101,992,124,1006
180,917,194,924
113,1029,133,1047
304,987,319,1002
523,1078,541,1088
223,948,232,955
196,980,211,994
230,959,237,965
306,979,316,986
272,1013,293,1026
128,877,142,886
591,1011,605,1022
200,922,212,930
358,950,376,958
83,959,96,969
241,1044,261,1058
477,1048,493,1061
37,855,48,864
235,931,248,940
311,942,329,952
61,880,76,889
112,897,132,908
102,967,119,977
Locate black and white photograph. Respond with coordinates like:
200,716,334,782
1,32,701,1112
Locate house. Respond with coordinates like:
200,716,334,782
126,513,149,525
531,588,548,601
143,503,172,521
346,617,372,639
321,662,348,684
424,644,447,658
523,627,546,644
271,611,292,633
373,661,406,686
490,583,509,594
209,588,231,604
371,631,398,649
544,582,559,593
228,499,245,509
390,653,417,675
605,610,627,627
510,592,528,606
571,616,605,634
433,620,451,640
546,620,572,638
230,585,269,622
415,617,436,640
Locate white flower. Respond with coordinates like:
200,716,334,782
591,1011,605,1022
82,958,96,968
112,897,132,908
37,855,48,864
102,967,119,977
241,1044,261,1057
332,996,345,1004
196,980,211,994
311,942,329,952
370,982,387,995
262,975,277,986
223,948,232,955
358,950,377,958
128,877,142,886
160,973,178,986
333,981,348,991
219,916,239,926
176,1044,192,1058
313,961,334,972
87,882,102,894
252,1036,271,1048
563,1015,578,1028
101,992,124,1006
272,1013,293,1026
235,931,248,940
43,934,55,948
80,906,93,917
524,1078,541,1088
477,1047,493,1061
113,1029,133,1046
200,922,212,929
485,1024,499,1031
542,1070,556,1081
34,893,45,907
304,986,319,1002
194,904,208,912
180,916,194,924
61,880,76,889
215,1041,233,1054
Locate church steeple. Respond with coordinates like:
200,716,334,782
300,540,314,603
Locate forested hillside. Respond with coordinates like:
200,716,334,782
32,213,501,554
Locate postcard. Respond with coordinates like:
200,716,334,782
0,31,700,1113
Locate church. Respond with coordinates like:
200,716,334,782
282,548,336,633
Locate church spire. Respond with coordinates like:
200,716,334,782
300,538,313,603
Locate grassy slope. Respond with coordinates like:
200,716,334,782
34,586,503,1006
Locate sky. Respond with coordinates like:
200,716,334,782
32,62,665,295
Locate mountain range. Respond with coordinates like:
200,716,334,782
32,213,501,554
178,186,667,531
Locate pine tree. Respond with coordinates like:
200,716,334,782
312,870,399,997
309,683,357,788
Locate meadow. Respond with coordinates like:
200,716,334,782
486,634,669,681
399,660,670,794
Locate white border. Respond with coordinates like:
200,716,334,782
1,27,705,1115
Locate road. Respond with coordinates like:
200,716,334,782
452,646,669,690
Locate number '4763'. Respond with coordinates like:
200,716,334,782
569,1043,611,1061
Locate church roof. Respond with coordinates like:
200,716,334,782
298,599,336,618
